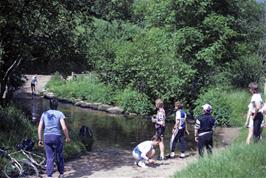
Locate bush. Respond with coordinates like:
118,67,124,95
114,88,153,114
193,88,250,127
0,106,35,141
193,88,231,126
229,54,262,88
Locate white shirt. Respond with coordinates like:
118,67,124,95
31,76,37,85
250,93,264,113
175,110,186,129
135,141,153,160
156,108,165,127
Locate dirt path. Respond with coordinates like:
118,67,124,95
42,127,240,178
14,74,51,98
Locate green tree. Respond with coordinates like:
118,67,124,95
0,0,92,104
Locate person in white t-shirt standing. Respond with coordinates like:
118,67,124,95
31,75,38,94
247,82,264,143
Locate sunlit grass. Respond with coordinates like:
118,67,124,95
174,131,266,178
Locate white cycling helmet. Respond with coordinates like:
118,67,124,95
202,103,212,113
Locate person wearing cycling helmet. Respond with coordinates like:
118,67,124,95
194,104,216,157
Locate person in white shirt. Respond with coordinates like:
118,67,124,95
132,135,161,168
169,101,189,158
247,82,264,143
31,75,38,94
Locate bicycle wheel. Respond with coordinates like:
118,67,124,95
4,161,20,178
4,160,39,178
20,160,39,177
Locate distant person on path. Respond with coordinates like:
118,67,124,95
132,135,161,168
169,101,189,158
247,82,264,143
151,99,166,160
194,104,215,157
38,98,71,178
31,75,38,94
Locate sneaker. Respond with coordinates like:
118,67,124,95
179,153,185,158
170,152,175,158
137,161,147,168
157,156,165,161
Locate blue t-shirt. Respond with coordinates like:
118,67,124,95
40,110,65,136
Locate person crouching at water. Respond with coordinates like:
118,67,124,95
152,99,166,160
132,135,161,168
194,104,215,157
169,101,189,158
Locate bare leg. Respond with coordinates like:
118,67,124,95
246,127,253,144
159,137,164,158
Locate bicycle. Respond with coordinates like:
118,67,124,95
0,147,39,178
15,139,57,173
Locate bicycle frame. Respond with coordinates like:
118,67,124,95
8,157,24,175
20,150,46,167
1,149,27,175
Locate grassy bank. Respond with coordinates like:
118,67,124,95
174,130,266,178
46,73,153,114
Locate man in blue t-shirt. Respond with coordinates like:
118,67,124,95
38,98,70,178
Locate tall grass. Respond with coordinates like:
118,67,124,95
46,73,113,104
225,89,250,126
46,73,153,114
174,131,266,178
193,88,251,127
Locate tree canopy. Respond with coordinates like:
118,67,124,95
0,0,264,107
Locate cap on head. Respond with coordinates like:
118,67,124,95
202,103,212,113
50,98,58,110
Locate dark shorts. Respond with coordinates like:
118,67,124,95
156,126,165,137
31,83,35,87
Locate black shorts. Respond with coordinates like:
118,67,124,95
156,126,165,137
31,83,35,87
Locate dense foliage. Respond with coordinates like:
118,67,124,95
193,88,250,126
1,0,265,122
88,0,264,107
